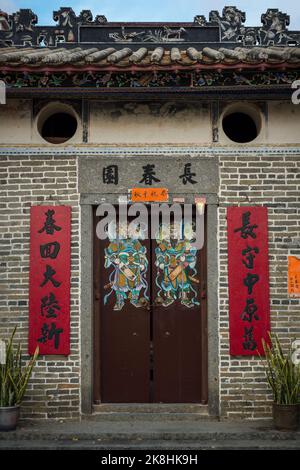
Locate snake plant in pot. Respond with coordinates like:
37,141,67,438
261,333,300,431
0,327,39,431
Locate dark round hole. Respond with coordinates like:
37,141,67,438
222,112,258,143
41,112,77,144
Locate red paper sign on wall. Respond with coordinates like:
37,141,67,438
28,206,71,355
227,207,270,356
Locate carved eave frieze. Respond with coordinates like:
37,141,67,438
1,6,300,99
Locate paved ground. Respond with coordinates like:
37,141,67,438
0,417,300,449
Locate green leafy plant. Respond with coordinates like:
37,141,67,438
260,333,300,405
0,327,39,407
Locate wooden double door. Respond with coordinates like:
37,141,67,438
93,207,208,403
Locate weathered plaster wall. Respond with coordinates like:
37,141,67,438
1,99,300,145
267,102,300,144
0,100,32,144
89,100,300,146
89,101,212,145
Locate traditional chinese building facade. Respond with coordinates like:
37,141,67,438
0,6,300,420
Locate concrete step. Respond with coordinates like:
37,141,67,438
90,413,212,421
92,404,210,420
1,419,300,450
93,403,208,413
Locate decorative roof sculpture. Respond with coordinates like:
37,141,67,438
0,6,300,48
0,7,300,97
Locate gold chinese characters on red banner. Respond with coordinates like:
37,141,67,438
288,256,300,296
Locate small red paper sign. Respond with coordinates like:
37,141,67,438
130,188,169,202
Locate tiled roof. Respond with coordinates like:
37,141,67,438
1,7,300,72
1,45,300,69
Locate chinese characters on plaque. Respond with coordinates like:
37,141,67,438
29,206,71,355
102,163,198,187
227,207,271,356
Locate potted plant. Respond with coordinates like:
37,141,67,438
0,327,39,431
261,333,300,431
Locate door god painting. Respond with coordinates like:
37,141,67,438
104,224,149,311
155,223,200,308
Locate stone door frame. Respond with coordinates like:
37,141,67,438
79,153,220,417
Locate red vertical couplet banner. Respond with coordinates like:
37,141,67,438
227,207,271,356
28,206,71,355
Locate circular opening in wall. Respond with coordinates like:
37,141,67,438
38,105,78,144
222,110,260,143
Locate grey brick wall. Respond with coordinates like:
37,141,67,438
0,154,80,419
219,154,300,419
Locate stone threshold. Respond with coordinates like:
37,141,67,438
92,403,210,421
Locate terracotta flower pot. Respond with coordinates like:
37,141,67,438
0,406,20,431
272,403,299,431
